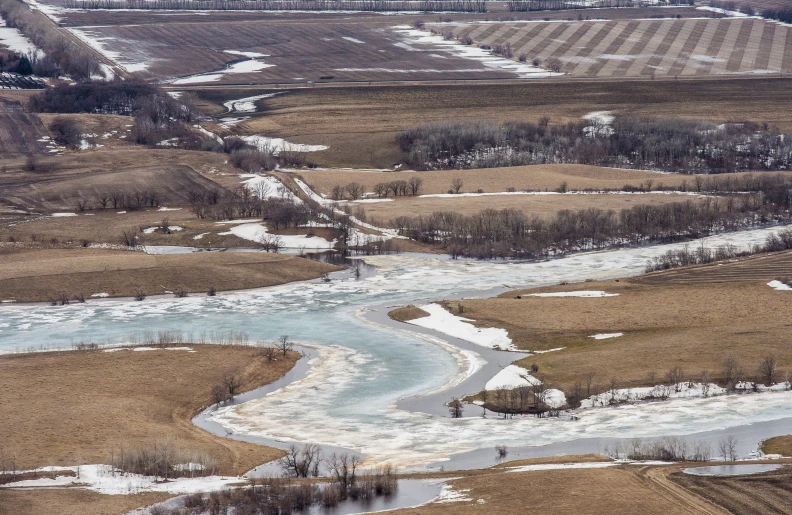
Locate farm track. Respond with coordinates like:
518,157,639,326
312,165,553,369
0,101,49,155
637,249,792,285
635,467,730,515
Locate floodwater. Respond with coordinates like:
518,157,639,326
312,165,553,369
2,226,792,470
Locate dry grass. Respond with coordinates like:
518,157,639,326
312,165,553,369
231,78,792,168
296,164,689,196
0,99,49,156
490,453,609,468
762,436,792,457
388,305,430,323
0,247,341,302
0,345,299,473
384,463,727,515
0,490,172,515
442,251,792,390
355,192,704,223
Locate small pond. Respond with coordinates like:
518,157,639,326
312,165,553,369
682,464,784,476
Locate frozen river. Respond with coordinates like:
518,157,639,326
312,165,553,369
2,226,792,470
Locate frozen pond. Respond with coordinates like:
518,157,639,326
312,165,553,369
2,226,792,470
682,464,785,476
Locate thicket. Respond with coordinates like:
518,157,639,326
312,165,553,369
0,0,101,79
390,177,792,259
709,0,792,23
110,440,218,479
0,50,32,75
398,117,792,173
64,0,488,11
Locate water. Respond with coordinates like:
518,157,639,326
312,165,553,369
682,464,784,476
2,226,792,470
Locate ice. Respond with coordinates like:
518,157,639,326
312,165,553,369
525,291,618,298
3,225,792,469
589,333,623,339
407,303,516,351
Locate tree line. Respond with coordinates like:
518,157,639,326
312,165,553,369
398,117,792,173
508,0,691,11
390,187,792,260
709,0,792,23
64,0,487,11
0,0,102,79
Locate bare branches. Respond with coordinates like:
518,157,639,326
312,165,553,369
277,335,293,356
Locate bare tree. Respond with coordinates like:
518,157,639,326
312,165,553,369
277,335,293,356
211,385,228,406
328,452,360,496
448,397,464,418
450,178,464,194
345,182,365,201
722,355,739,385
223,375,242,399
758,355,777,386
279,444,323,478
546,57,563,73
718,436,738,461
700,370,711,397
133,288,146,301
408,176,423,196
121,229,138,247
495,445,508,459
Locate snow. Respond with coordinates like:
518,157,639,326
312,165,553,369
224,50,268,58
223,92,280,113
434,484,472,503
241,136,327,154
526,291,618,298
241,174,301,202
767,280,792,291
170,59,274,85
582,111,615,125
142,226,183,234
406,303,516,351
589,332,623,340
67,29,151,73
393,26,557,79
418,190,698,199
485,365,540,390
0,21,40,57
158,207,181,212
218,222,336,249
0,464,240,494
507,461,617,473
348,198,394,203
697,6,750,17
51,213,77,217
193,233,209,240
342,36,365,44
103,347,195,353
90,293,110,298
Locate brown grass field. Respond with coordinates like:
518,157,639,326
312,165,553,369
386,463,736,515
0,345,299,472
219,78,792,168
0,490,172,515
296,164,688,195
763,435,792,457
443,17,792,78
355,192,703,223
0,247,340,302
391,250,792,391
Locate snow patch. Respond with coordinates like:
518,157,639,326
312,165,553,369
589,332,623,340
241,136,327,154
767,280,792,291
406,303,515,351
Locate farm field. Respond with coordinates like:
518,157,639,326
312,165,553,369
393,250,792,391
442,17,792,78
0,247,340,302
295,164,689,196
346,192,703,223
0,100,50,156
215,78,792,168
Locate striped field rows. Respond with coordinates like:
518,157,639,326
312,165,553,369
450,18,792,77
